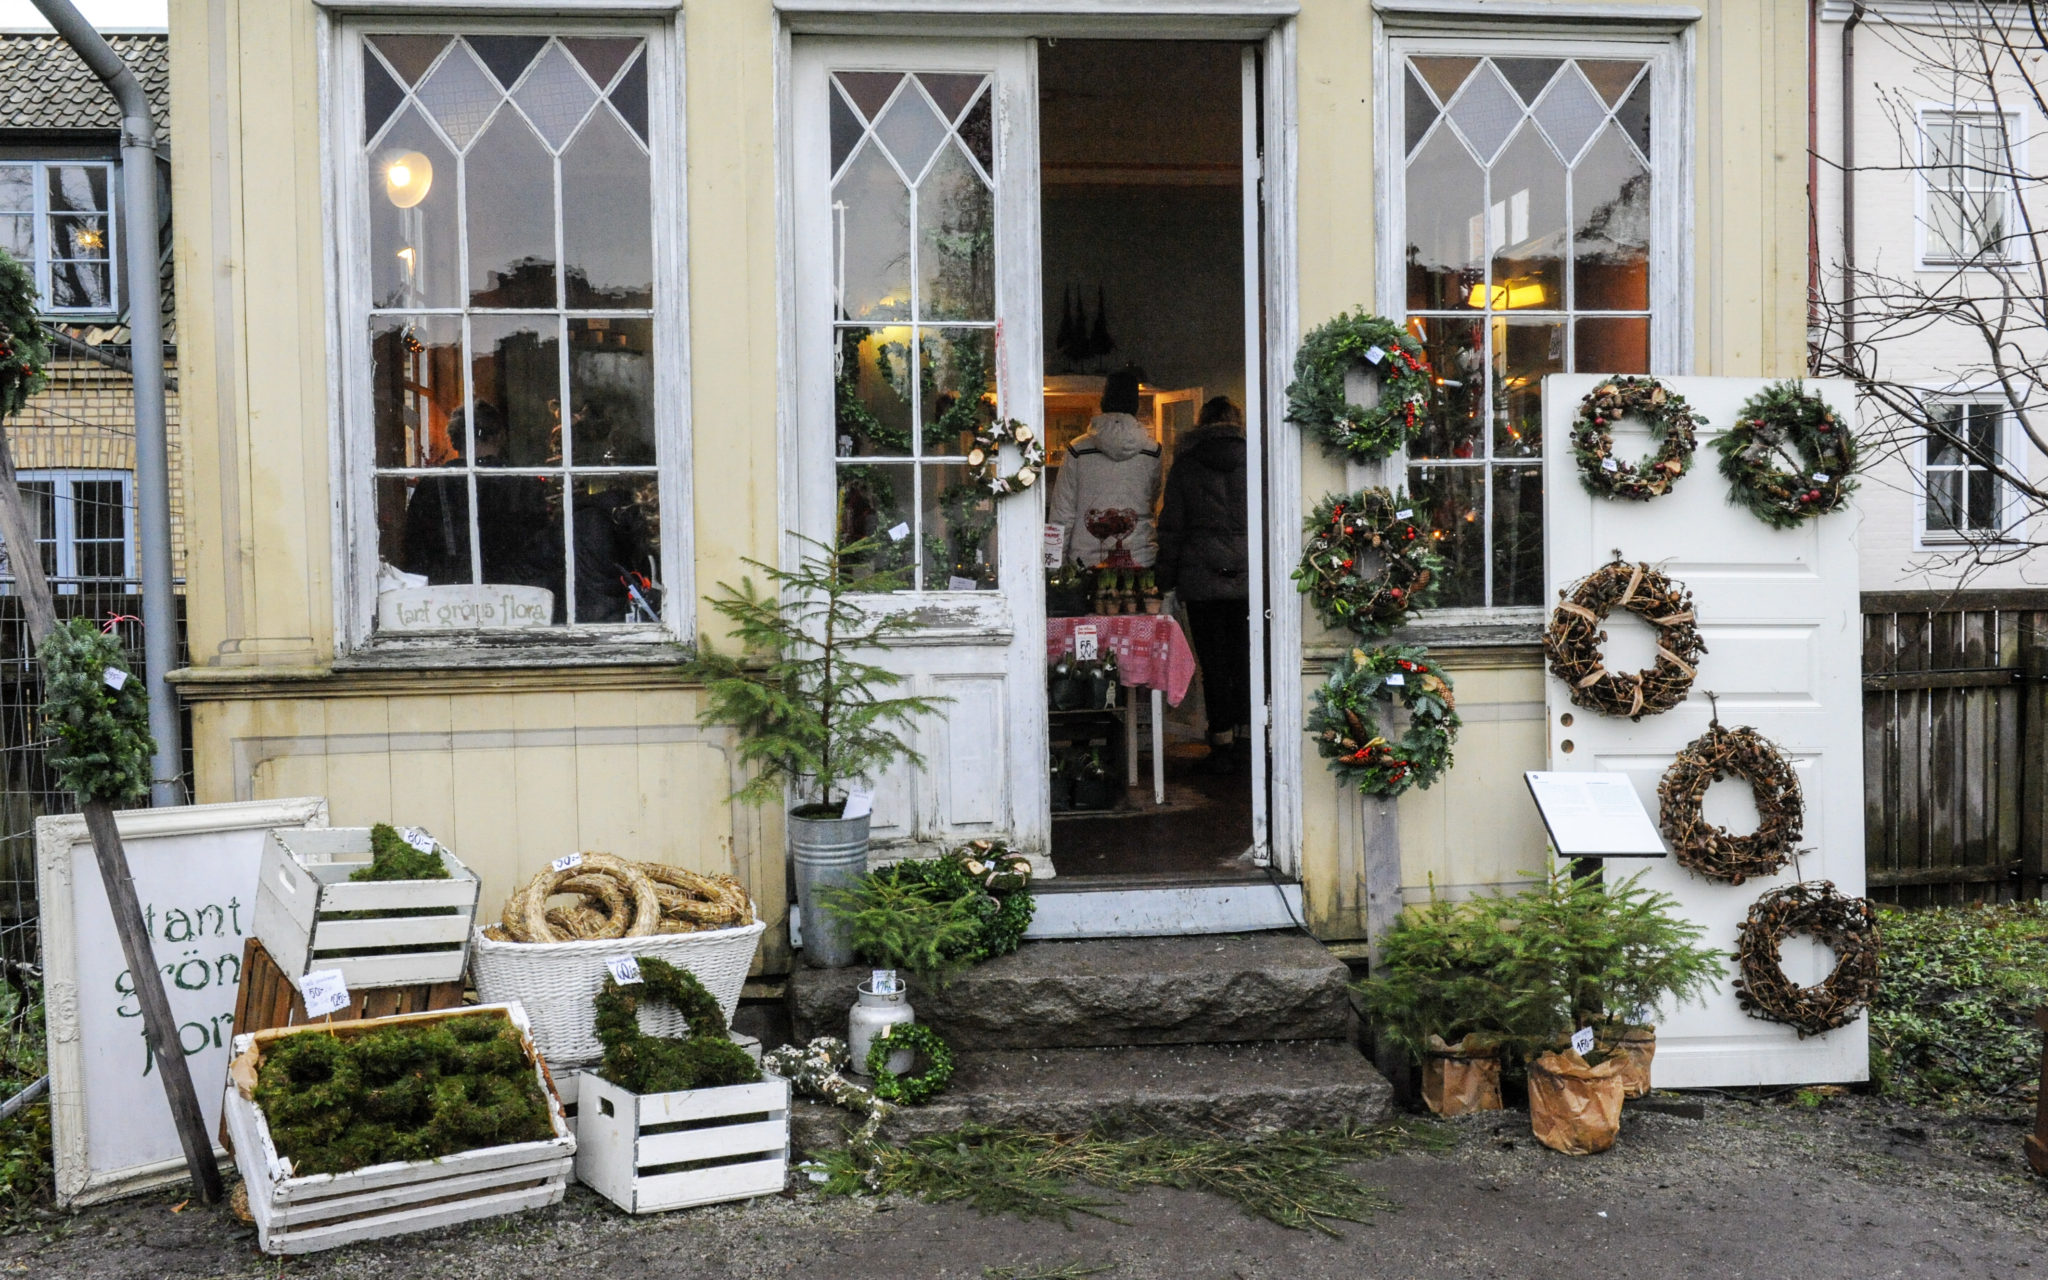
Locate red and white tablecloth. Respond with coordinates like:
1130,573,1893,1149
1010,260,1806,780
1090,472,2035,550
1045,614,1197,705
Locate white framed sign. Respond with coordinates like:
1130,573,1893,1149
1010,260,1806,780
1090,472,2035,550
1523,771,1667,858
38,796,329,1206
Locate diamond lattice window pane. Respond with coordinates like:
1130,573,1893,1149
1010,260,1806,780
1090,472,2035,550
1495,57,1562,105
611,53,648,144
467,35,545,90
1412,56,1479,104
1446,62,1521,164
564,37,638,91
1405,65,1438,158
831,82,863,177
514,44,599,152
1573,124,1651,310
1618,75,1652,160
918,142,993,321
364,53,405,143
833,139,911,322
875,83,948,181
369,34,448,87
563,106,652,309
466,110,557,308
837,72,902,122
417,43,500,150
1404,125,1484,311
958,87,992,175
1534,65,1606,165
1488,122,1566,305
1578,59,1645,107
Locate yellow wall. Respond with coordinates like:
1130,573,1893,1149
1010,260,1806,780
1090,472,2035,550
168,0,1813,960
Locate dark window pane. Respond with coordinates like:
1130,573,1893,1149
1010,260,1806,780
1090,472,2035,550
1966,463,2000,530
466,109,557,307
72,481,125,541
831,82,863,176
564,37,639,91
569,317,654,467
1406,316,1484,459
1495,318,1562,458
48,260,110,309
482,472,560,597
369,107,460,309
1405,65,1438,157
364,52,406,142
391,469,470,584
368,34,449,87
76,539,124,579
610,51,648,144
50,214,109,260
1492,465,1543,606
1578,59,1645,106
836,71,901,121
47,166,107,213
1618,73,1651,160
562,105,652,308
1576,316,1649,374
1495,57,1562,105
923,463,997,587
466,34,546,90
370,315,462,468
570,474,659,623
919,73,984,124
1926,406,1963,465
1925,467,1961,532
470,315,562,467
957,87,992,175
1966,404,2000,455
837,462,918,587
920,328,995,456
1407,464,1486,608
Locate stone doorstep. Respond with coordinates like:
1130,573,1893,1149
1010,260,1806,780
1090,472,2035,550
788,932,1357,1051
789,1038,1395,1154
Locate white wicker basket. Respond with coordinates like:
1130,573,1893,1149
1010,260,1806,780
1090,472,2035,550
468,917,766,1068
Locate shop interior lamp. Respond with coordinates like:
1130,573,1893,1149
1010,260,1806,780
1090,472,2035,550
383,151,433,209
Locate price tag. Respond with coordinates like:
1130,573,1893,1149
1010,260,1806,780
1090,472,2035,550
1395,508,1413,520
1812,472,1831,483
887,522,910,543
1571,1026,1597,1056
947,575,977,592
399,826,436,853
299,970,350,1019
1385,673,1406,686
871,969,898,994
101,667,128,691
551,852,584,873
1073,625,1100,661
842,785,875,820
801,1162,830,1184
1601,456,1620,472
1365,346,1386,364
606,956,643,985
1042,524,1067,569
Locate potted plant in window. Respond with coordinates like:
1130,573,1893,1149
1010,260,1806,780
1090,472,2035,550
689,535,943,968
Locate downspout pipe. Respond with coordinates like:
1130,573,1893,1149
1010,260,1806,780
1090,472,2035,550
1842,3,1865,357
31,0,181,806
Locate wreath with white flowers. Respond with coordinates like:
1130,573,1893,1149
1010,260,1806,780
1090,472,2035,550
1307,645,1461,797
1571,375,1703,501
968,418,1046,496
1714,381,1859,529
1293,489,1444,637
1284,310,1435,461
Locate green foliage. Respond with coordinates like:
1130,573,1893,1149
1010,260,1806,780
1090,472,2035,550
592,956,762,1095
868,1022,955,1105
1516,864,1726,1029
254,1010,555,1175
38,618,154,804
1714,380,1859,529
0,247,49,420
824,845,1037,985
689,535,945,811
0,978,50,1224
1284,309,1434,462
349,823,452,882
1307,645,1460,797
1352,890,1559,1060
1870,901,2048,1110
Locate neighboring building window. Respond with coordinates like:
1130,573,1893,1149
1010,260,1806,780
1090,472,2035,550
353,29,665,630
0,469,133,593
1396,51,1664,608
0,161,118,315
1920,110,2016,266
1923,403,2011,539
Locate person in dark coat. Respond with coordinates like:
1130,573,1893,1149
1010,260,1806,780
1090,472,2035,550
1156,396,1251,773
403,402,555,593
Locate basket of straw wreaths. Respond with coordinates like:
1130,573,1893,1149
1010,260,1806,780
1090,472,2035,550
468,853,767,1067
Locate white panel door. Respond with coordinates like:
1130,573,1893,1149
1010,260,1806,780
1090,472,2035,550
791,40,1047,855
1542,374,1867,1088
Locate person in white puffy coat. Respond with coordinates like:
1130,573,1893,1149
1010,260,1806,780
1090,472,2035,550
1048,368,1162,567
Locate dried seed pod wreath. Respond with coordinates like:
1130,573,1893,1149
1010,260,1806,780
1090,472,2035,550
1733,881,1880,1037
1284,309,1434,461
867,1022,955,1106
1293,489,1444,636
1713,381,1859,529
1307,645,1461,797
1543,561,1707,720
1657,721,1803,884
967,418,1046,495
1570,375,1703,501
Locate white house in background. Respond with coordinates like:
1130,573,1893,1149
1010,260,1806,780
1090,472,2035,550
1815,1,2048,591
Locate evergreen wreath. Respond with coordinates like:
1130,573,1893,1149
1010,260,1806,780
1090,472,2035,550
593,956,762,1095
1543,561,1706,720
1714,381,1859,529
1285,309,1434,461
1293,489,1443,637
1307,645,1461,797
1570,376,1703,501
968,418,1046,496
1657,721,1803,884
38,618,155,804
867,1022,955,1106
1734,881,1880,1038
0,247,49,418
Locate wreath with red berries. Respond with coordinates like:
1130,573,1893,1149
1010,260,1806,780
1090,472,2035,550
1308,644,1460,797
1293,489,1444,637
1713,381,1859,529
0,248,49,420
1284,310,1434,461
1571,376,1702,501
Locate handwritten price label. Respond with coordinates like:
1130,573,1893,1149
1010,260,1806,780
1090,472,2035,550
1365,346,1386,365
1074,625,1100,661
1385,673,1406,686
399,826,436,853
1571,1026,1597,1056
299,969,350,1019
606,956,643,985
842,785,875,820
551,852,583,873
102,667,129,691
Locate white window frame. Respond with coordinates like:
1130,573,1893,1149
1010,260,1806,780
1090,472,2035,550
1915,104,2023,271
0,468,135,593
1374,22,1694,621
1915,399,2027,546
0,157,121,319
320,11,692,655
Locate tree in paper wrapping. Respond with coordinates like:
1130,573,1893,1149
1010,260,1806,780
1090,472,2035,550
39,618,155,804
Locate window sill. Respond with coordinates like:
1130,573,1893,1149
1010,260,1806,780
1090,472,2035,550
335,629,694,672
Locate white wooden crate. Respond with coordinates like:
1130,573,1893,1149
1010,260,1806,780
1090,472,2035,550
253,827,480,989
572,1069,789,1214
223,1003,575,1255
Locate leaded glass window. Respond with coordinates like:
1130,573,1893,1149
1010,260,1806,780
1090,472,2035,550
1400,53,1657,609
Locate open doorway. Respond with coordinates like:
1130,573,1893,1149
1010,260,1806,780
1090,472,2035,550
1039,40,1260,881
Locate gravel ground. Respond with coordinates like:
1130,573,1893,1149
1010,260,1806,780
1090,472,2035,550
8,1093,2045,1280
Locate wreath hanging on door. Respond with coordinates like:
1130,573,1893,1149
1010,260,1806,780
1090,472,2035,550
1307,644,1461,797
1734,881,1881,1037
1542,560,1706,720
968,418,1046,496
1293,489,1444,636
1714,381,1860,528
1570,375,1703,500
1284,310,1435,461
1657,721,1803,884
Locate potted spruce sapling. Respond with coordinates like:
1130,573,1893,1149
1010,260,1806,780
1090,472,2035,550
690,535,942,968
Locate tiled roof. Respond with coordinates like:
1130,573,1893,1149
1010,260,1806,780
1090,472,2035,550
0,33,168,139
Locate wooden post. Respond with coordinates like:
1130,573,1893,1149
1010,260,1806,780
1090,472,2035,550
0,429,222,1203
1361,794,1408,1089
2026,1005,2048,1178
2020,609,2047,902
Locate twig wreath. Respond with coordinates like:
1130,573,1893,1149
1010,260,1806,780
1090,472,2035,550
968,418,1046,496
867,1023,955,1106
1284,310,1434,461
1307,645,1461,797
593,956,762,1094
1714,381,1859,529
1293,489,1443,636
1734,881,1880,1038
1543,561,1706,720
1570,376,1703,501
1657,720,1803,884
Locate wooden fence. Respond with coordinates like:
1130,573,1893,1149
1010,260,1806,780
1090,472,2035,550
1862,589,2048,905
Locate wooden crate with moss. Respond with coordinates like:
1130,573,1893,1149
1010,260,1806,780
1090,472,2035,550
222,1003,575,1255
253,824,481,989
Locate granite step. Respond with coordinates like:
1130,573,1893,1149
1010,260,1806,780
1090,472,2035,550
788,931,1356,1051
789,1038,1395,1153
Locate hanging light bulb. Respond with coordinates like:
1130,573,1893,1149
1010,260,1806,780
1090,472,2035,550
383,151,433,208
